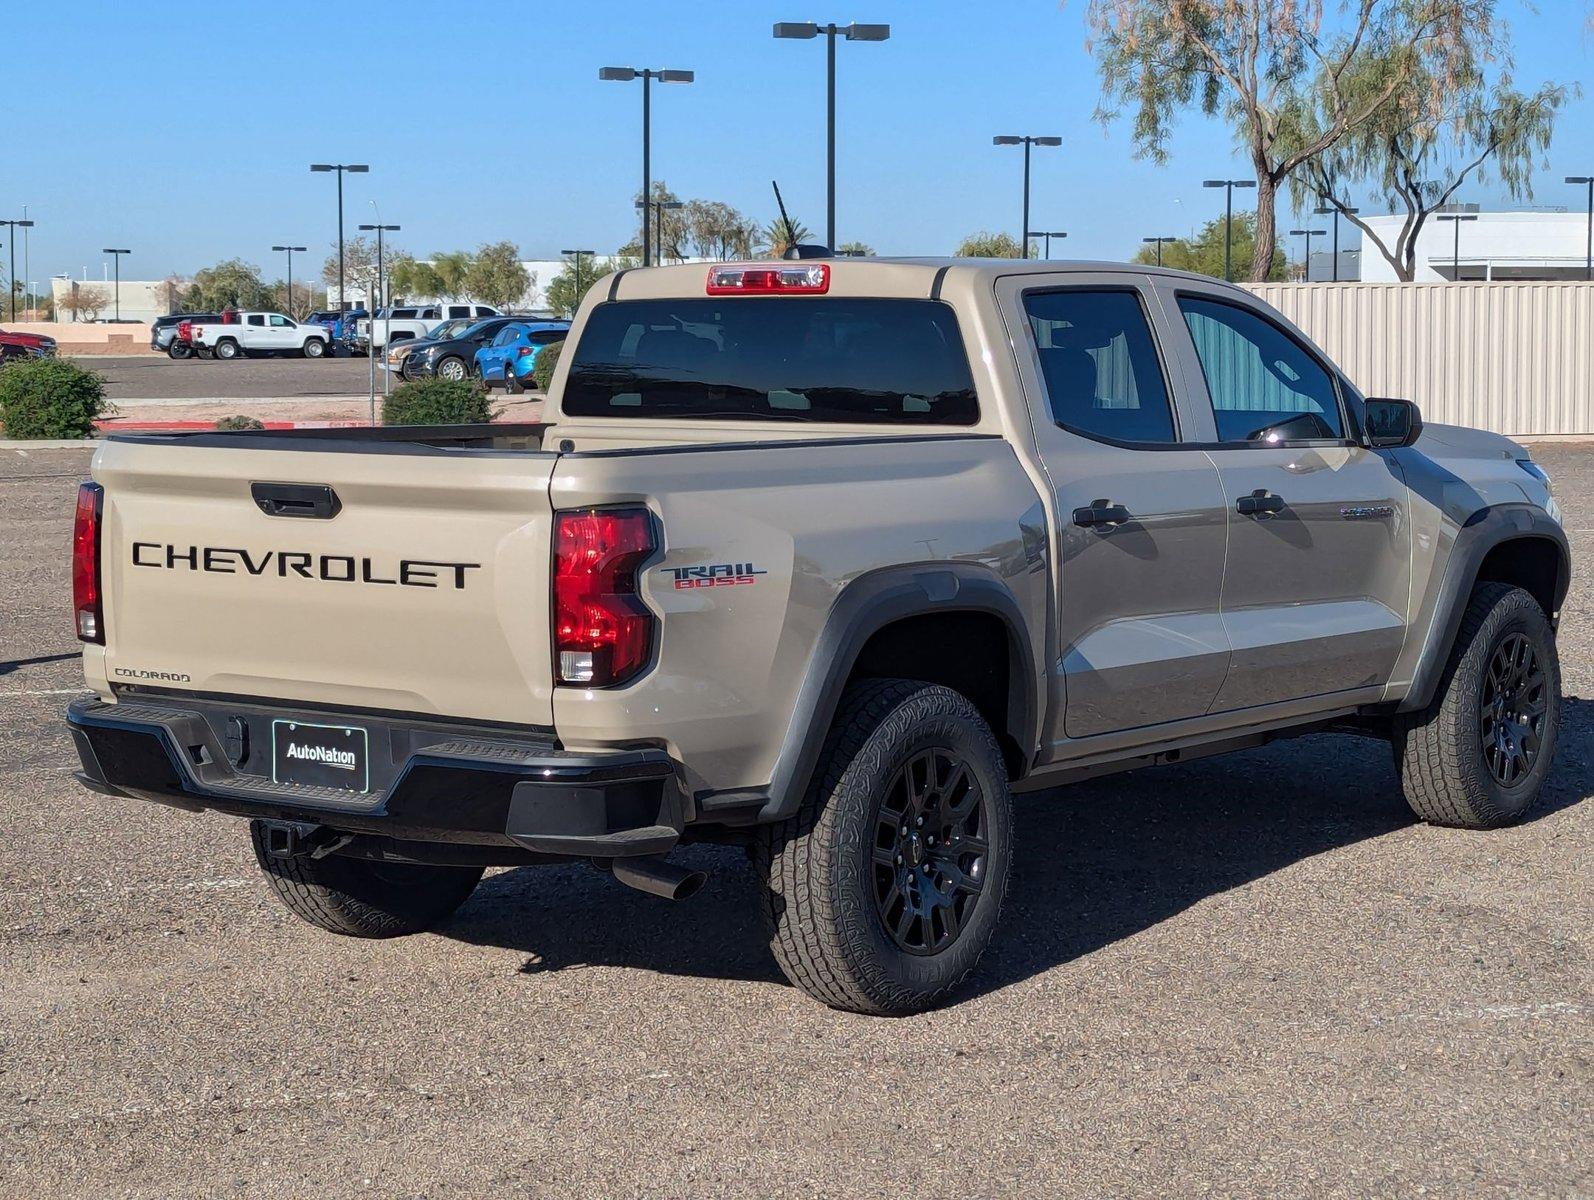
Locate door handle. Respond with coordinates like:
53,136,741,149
1072,500,1131,528
1236,489,1286,516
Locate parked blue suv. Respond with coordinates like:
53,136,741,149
473,321,569,392
305,309,369,352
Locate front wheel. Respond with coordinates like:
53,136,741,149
757,679,1013,1015
436,355,467,381
302,338,326,359
250,821,484,938
1394,582,1561,828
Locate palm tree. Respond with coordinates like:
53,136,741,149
761,216,813,258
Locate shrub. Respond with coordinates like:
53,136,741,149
0,357,110,439
531,339,565,392
215,414,265,431
381,376,495,426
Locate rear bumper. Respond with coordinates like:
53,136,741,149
67,696,685,858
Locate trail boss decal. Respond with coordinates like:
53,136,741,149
131,543,480,589
661,562,768,590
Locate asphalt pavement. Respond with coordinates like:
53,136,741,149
1,444,1589,1197
81,355,376,402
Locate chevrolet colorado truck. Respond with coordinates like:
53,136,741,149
66,259,1568,1015
185,312,330,360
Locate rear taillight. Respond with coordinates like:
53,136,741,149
706,263,830,294
72,482,104,644
177,320,191,340
553,508,656,687
516,346,534,358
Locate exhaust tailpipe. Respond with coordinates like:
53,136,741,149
608,856,707,901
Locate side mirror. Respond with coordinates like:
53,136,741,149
1364,397,1422,449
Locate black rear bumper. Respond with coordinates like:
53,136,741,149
67,696,684,859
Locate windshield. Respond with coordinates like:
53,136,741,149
563,299,978,425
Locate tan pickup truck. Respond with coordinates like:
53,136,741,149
68,258,1568,1014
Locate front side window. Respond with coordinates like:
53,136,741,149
269,314,291,327
563,298,978,425
493,325,521,347
1179,296,1345,442
1023,289,1176,444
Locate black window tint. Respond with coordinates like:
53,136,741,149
1180,296,1345,442
563,299,978,425
246,314,265,326
527,330,565,346
1023,290,1176,443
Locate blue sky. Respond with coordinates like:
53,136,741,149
12,0,1594,288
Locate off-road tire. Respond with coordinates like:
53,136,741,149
166,342,192,360
1394,582,1560,828
757,679,1013,1015
250,821,484,938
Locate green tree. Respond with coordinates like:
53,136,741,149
1296,68,1571,280
463,241,530,310
1129,212,1288,280
836,241,875,257
954,231,1025,258
761,215,814,258
187,258,270,311
543,255,638,318
685,199,760,259
1086,0,1497,281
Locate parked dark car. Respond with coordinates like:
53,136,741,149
151,313,222,359
389,315,543,382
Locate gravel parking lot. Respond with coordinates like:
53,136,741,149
1,444,1589,1197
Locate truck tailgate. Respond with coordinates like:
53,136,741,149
88,438,558,727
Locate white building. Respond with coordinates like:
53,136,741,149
1359,209,1592,282
50,277,173,324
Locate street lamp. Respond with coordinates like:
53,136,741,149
0,218,36,319
599,67,694,267
1435,212,1479,281
1313,204,1359,282
101,249,130,322
1289,229,1326,281
772,21,890,250
1567,176,1593,281
271,245,308,318
634,199,685,263
1142,236,1177,267
562,250,595,313
1203,179,1257,281
358,222,400,413
1035,231,1067,259
310,163,369,313
993,136,1062,259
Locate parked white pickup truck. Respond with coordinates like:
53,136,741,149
353,303,501,353
185,313,330,360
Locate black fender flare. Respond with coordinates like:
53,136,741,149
1399,503,1570,712
757,562,1038,821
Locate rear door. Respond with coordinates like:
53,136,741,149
997,273,1231,744
90,436,560,726
1153,281,1411,708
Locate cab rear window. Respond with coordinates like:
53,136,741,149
562,298,978,424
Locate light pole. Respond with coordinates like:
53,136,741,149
1203,179,1257,282
1,218,36,319
993,136,1062,259
599,67,694,267
101,249,130,322
310,163,369,313
634,199,685,263
1142,236,1177,267
1568,176,1593,281
1036,231,1067,259
1436,212,1479,281
772,21,890,250
271,245,308,318
1289,228,1326,281
1313,204,1358,281
359,222,400,409
561,249,595,315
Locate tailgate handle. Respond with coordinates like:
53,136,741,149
251,482,342,520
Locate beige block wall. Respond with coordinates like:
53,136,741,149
4,322,154,356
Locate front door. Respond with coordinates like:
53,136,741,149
1161,286,1412,709
1001,277,1232,747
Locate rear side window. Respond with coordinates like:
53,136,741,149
1179,296,1345,442
527,330,565,346
447,305,470,319
1023,290,1176,444
563,299,978,424
246,314,265,327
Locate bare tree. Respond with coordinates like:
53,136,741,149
58,284,111,322
1087,0,1499,280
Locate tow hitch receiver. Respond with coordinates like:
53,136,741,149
258,821,352,861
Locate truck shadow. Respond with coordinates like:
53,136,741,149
446,698,1593,1002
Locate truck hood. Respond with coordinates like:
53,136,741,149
1414,421,1525,463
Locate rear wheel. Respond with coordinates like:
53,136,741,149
213,339,240,360
1394,582,1561,828
757,679,1013,1015
505,364,524,394
250,822,484,938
